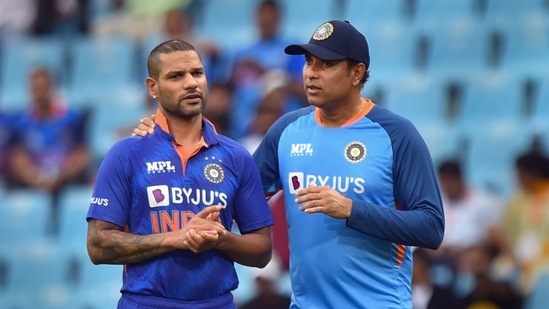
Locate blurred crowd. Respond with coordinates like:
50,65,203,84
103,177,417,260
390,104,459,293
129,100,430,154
0,0,549,309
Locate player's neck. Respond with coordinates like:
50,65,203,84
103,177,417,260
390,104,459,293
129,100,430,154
167,115,203,149
317,96,365,127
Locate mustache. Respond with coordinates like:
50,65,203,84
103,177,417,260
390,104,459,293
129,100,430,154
180,91,204,101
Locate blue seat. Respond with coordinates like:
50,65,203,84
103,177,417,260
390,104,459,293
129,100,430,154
496,15,549,77
385,78,463,164
344,0,408,27
484,0,547,22
0,38,66,111
414,0,480,28
464,122,533,198
457,73,525,133
352,19,420,84
58,185,94,260
0,189,53,249
72,261,123,309
89,99,151,161
199,0,257,48
67,36,140,106
385,78,447,124
3,243,73,309
422,20,492,82
280,0,339,42
344,0,416,81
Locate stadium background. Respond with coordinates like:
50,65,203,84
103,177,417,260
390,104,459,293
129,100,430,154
0,0,548,308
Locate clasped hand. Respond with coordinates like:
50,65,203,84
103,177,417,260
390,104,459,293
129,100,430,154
180,205,227,253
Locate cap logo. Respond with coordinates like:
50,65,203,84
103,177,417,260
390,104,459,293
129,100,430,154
312,22,334,41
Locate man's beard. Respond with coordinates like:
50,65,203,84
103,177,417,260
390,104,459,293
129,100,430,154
163,95,206,120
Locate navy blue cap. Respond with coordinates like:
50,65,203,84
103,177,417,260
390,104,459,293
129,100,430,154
285,20,370,69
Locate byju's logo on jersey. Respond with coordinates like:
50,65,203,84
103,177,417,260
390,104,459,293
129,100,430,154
146,161,176,174
290,143,313,156
288,172,304,194
147,185,170,207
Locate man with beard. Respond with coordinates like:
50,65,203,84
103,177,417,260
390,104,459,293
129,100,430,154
86,39,273,309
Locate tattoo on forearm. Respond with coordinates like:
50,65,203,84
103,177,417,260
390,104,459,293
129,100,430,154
89,220,172,264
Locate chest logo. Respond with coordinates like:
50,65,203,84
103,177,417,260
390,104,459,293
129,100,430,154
345,141,367,163
146,161,176,174
290,143,314,156
204,163,225,184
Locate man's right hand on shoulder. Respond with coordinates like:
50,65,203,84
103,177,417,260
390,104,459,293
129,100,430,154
132,114,156,136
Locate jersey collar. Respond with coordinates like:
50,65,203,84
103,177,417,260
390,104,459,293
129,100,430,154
153,109,220,147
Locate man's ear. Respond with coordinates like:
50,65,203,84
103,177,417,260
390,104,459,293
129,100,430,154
352,63,366,87
146,77,158,99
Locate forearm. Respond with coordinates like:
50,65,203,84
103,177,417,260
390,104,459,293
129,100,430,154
87,220,182,265
57,146,91,182
215,227,272,268
9,148,41,186
346,200,444,249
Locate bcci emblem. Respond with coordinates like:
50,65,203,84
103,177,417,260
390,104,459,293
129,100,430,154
344,142,367,163
204,163,225,184
312,22,334,41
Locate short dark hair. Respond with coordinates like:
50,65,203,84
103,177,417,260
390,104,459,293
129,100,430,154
259,0,280,10
437,160,463,178
147,39,199,79
516,151,549,179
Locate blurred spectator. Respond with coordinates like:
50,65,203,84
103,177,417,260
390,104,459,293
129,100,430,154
433,160,504,267
229,0,305,139
92,0,191,41
139,7,225,86
452,245,523,309
6,67,91,231
239,256,290,309
203,82,233,137
239,72,287,154
491,151,549,296
0,0,35,38
32,0,89,36
412,248,459,309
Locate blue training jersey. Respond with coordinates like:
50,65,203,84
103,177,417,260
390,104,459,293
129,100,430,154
87,111,274,307
253,99,444,309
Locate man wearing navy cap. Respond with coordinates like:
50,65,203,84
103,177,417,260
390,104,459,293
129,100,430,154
133,20,445,309
253,20,445,308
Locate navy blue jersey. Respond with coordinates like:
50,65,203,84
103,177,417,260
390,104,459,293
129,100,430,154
254,99,444,308
87,111,273,307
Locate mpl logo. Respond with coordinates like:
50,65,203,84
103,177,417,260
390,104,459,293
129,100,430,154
288,172,304,194
147,185,170,207
290,143,313,156
146,161,176,174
